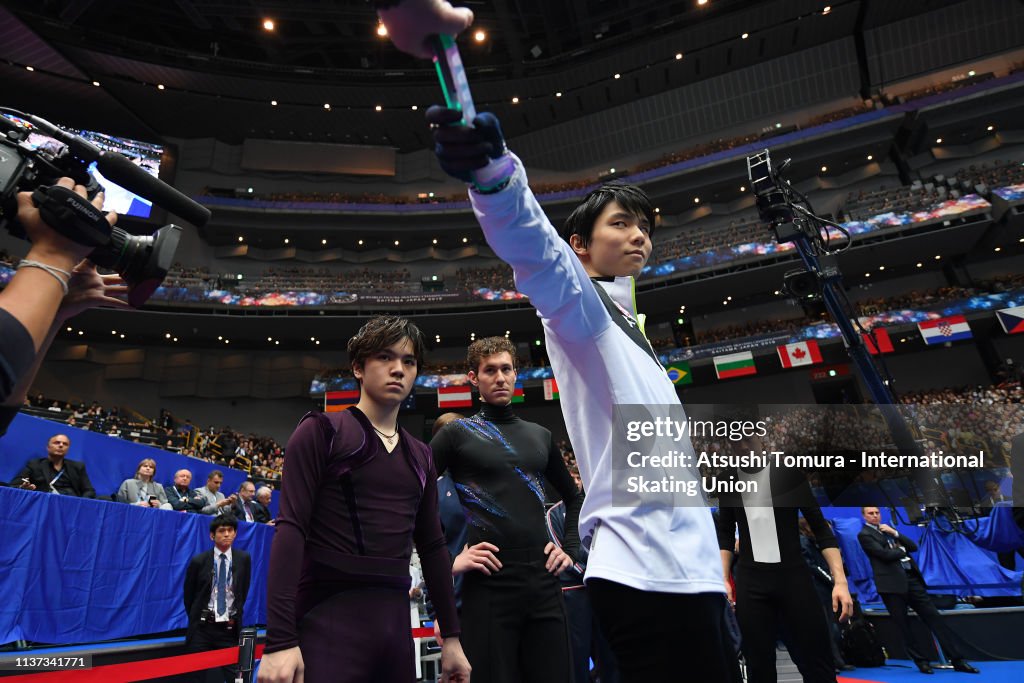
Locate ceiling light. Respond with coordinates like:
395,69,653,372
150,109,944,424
275,340,279,345
694,197,700,203
224,339,230,344
284,238,289,244
119,334,125,339
610,167,616,173
357,239,364,246
376,23,388,37
741,33,749,39
474,30,486,42
864,273,870,278
614,73,621,79
173,337,178,342
987,125,994,131
25,66,34,72
879,265,885,270
238,236,244,242
218,336,223,340
823,6,832,14
866,154,873,161
394,240,400,246
157,84,165,90
675,53,683,60
315,340,320,345
511,96,519,104
916,262,923,267
994,246,1001,252
324,103,331,110
66,327,72,332
411,105,418,111
374,105,382,112
934,255,941,260
555,92,562,97
78,330,83,335
165,333,171,339
740,186,745,191
111,330,117,335
92,81,100,86
271,99,278,106
322,238,327,245
654,207,660,213
462,237,468,243
267,337,273,342
263,18,275,31
820,165,827,172
935,137,942,143
698,0,708,5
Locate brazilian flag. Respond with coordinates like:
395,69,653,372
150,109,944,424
666,362,693,385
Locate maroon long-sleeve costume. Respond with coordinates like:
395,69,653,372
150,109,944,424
265,407,460,681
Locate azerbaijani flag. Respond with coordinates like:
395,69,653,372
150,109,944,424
666,362,693,385
996,305,1024,334
511,381,525,403
325,390,359,412
918,315,972,345
438,385,473,408
543,378,559,401
777,340,823,368
713,352,757,380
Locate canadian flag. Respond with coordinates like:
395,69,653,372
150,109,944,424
777,340,823,368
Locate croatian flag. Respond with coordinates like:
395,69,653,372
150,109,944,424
917,315,972,345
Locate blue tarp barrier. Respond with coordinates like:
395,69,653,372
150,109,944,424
0,485,271,645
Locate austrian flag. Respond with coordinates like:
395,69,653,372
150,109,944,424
777,340,823,368
438,385,473,408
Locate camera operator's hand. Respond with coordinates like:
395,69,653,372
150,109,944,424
16,177,116,271
377,0,474,59
57,261,130,322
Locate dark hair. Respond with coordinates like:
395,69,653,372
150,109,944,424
561,182,655,246
207,469,224,481
210,515,238,534
347,316,426,377
467,337,517,373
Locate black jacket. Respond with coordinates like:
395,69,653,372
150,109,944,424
14,457,96,498
232,498,270,524
183,548,252,643
165,484,207,513
857,524,920,594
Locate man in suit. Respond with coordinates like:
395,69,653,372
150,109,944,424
232,480,269,524
166,469,207,513
13,433,95,497
255,486,276,525
857,507,978,675
195,470,237,515
184,515,252,683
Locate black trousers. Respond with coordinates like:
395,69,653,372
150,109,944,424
879,572,963,664
564,586,620,683
460,558,572,683
734,564,836,683
187,621,239,683
588,578,741,683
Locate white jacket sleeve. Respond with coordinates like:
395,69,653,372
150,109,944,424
469,155,612,343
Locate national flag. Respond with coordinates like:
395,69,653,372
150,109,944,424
438,385,473,408
325,389,359,413
713,351,757,380
996,305,1024,334
777,340,823,368
543,378,559,401
862,327,894,355
918,315,972,345
511,382,525,404
666,362,693,385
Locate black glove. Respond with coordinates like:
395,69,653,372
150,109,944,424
426,106,513,190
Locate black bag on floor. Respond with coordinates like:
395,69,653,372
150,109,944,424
840,603,886,668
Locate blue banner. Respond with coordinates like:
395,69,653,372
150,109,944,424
0,486,271,645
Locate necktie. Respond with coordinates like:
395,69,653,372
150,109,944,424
216,554,227,616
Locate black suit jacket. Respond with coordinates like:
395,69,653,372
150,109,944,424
165,484,207,513
232,499,270,524
183,548,251,643
14,458,95,498
857,524,920,594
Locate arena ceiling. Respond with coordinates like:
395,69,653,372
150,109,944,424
1,0,967,148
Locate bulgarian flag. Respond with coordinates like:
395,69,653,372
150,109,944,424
777,340,823,368
543,378,559,401
714,352,757,380
511,381,525,404
325,390,359,412
438,385,473,408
